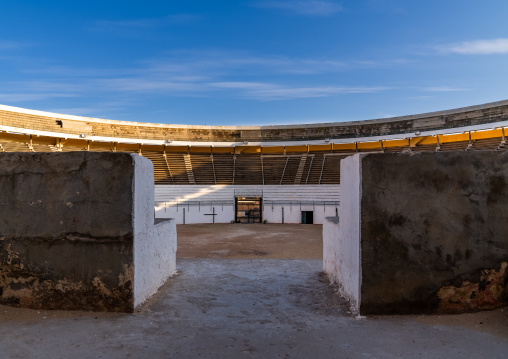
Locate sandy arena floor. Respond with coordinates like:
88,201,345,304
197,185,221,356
0,224,506,358
176,223,323,259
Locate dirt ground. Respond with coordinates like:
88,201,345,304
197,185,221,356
177,223,323,259
175,223,507,339
0,223,506,356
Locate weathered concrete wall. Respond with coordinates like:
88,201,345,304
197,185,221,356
323,155,362,314
2,100,508,142
360,151,508,314
0,152,176,312
325,151,508,314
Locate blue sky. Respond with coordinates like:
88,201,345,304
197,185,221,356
1,0,508,125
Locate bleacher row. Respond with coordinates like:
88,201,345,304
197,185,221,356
1,129,506,185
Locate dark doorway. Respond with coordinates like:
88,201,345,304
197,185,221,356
301,211,314,224
235,197,262,223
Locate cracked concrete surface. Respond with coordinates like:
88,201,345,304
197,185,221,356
1,259,507,358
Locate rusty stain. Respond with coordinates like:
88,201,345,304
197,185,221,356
437,262,508,313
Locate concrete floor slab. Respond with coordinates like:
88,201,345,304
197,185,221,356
1,259,507,358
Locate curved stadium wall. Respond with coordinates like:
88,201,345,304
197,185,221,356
1,100,508,223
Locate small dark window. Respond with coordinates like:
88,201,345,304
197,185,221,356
301,211,314,224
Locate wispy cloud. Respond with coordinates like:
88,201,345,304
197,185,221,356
10,80,85,92
18,49,397,91
95,76,390,101
365,0,406,15
49,101,135,117
0,93,77,103
0,40,26,50
165,14,202,24
89,14,202,36
0,80,84,104
422,86,468,92
248,85,389,100
143,50,386,76
407,95,433,100
437,38,508,55
209,82,389,100
99,78,204,93
22,65,136,77
6,49,397,103
210,82,275,90
253,1,343,16
93,19,157,30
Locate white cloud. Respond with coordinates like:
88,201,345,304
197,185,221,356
10,80,84,92
422,86,468,92
0,40,25,50
95,76,390,101
49,101,134,117
249,85,388,100
89,14,201,36
438,38,508,55
165,14,202,24
6,49,396,103
0,93,77,103
22,66,132,77
209,82,389,100
407,95,433,100
365,0,406,15
0,80,85,104
145,51,357,76
99,78,204,92
209,82,276,90
93,19,157,29
253,1,343,16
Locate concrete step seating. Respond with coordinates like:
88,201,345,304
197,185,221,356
212,154,235,184
234,154,263,185
3,127,508,186
142,151,173,184
189,154,215,184
163,153,190,184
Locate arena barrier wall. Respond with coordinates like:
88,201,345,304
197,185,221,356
324,151,508,315
0,152,176,312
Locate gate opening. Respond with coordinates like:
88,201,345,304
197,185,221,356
235,197,262,223
301,211,314,224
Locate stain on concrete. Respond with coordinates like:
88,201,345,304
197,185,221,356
0,237,134,312
0,153,141,312
488,175,506,204
360,151,508,314
437,262,508,313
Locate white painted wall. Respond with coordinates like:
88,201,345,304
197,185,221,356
262,202,338,224
157,203,235,224
154,184,340,224
132,155,177,308
323,154,362,314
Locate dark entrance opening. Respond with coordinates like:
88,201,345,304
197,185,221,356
235,197,262,223
301,211,314,224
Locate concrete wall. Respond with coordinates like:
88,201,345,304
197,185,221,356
155,184,340,224
0,152,176,312
3,99,508,143
324,151,508,315
323,155,362,314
